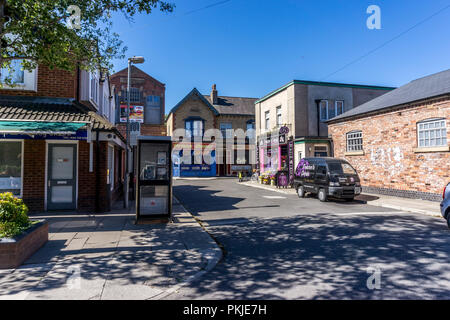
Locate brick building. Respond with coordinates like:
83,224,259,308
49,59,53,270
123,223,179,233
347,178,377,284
167,85,257,177
328,69,450,201
0,62,125,213
110,66,166,137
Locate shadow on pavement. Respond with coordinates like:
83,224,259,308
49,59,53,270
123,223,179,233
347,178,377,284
173,212,450,300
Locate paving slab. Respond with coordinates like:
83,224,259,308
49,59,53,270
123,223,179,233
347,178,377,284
0,199,222,300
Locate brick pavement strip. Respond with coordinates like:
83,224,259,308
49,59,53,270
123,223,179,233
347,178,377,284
0,199,222,300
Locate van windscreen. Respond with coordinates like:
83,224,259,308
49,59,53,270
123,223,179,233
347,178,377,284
328,162,357,175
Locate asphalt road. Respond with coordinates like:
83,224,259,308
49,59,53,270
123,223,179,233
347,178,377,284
169,178,450,300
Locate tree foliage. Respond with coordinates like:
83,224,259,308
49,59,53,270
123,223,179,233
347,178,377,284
0,0,174,83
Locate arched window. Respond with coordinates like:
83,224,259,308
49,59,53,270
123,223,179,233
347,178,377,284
417,118,447,147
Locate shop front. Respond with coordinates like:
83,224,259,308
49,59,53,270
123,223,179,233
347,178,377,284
0,120,125,213
172,142,217,177
257,126,295,187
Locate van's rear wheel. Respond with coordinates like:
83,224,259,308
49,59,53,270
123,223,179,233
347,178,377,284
297,186,305,198
318,188,327,202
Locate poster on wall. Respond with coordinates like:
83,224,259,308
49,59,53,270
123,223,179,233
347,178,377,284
120,105,144,123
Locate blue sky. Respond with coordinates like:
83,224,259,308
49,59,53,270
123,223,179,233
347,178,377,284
110,0,450,114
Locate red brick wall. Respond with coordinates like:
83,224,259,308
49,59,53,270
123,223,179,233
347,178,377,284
21,140,117,213
0,221,48,269
116,124,167,138
23,140,46,212
78,140,111,213
329,99,450,197
0,65,77,98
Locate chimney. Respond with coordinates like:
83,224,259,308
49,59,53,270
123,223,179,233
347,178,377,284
211,84,218,105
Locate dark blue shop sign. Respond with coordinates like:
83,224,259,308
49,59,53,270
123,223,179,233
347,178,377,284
181,164,212,172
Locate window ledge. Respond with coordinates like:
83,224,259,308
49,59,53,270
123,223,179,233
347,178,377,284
413,146,450,153
345,151,364,156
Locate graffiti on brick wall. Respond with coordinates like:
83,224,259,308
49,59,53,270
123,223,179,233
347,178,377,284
370,146,404,175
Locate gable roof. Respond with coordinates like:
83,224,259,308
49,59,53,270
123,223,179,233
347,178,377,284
328,69,450,123
203,96,257,116
169,88,219,116
110,65,165,87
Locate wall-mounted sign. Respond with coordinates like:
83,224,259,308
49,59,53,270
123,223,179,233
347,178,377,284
120,105,144,123
288,139,295,185
279,126,290,135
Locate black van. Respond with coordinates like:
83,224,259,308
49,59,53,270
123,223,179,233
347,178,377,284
293,158,361,202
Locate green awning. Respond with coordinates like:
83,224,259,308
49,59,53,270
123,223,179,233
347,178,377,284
0,121,87,135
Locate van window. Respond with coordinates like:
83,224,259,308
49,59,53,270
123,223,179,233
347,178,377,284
328,162,357,175
316,165,327,176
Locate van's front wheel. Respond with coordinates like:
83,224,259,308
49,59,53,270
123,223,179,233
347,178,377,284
447,213,450,229
297,186,305,198
318,188,328,202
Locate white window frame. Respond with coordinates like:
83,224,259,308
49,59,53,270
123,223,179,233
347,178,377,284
346,131,363,152
417,118,447,148
0,140,24,198
335,100,344,117
89,72,99,107
0,60,38,92
265,111,270,130
276,106,282,127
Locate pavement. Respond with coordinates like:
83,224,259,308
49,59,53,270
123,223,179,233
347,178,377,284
241,180,442,217
0,198,222,300
166,178,450,300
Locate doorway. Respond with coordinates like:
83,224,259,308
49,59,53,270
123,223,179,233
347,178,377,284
47,143,77,211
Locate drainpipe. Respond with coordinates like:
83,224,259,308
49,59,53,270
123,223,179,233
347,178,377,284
95,130,101,212
315,99,321,137
76,63,81,102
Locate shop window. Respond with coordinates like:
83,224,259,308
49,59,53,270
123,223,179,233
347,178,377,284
417,119,447,147
314,146,328,157
346,131,363,152
0,141,22,196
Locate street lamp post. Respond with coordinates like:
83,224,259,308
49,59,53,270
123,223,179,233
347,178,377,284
124,56,145,209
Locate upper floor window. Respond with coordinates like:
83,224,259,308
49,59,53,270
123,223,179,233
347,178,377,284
335,101,344,116
346,131,363,152
320,100,345,121
0,60,37,91
276,106,282,127
417,119,447,148
185,119,203,138
220,122,233,139
125,87,142,103
90,73,99,105
246,120,255,139
265,111,270,130
320,100,329,121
